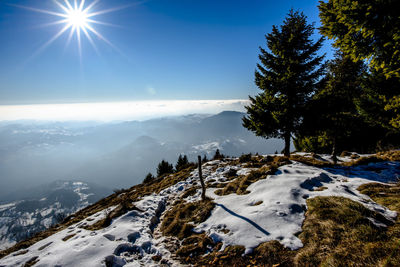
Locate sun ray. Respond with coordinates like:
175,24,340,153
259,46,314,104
77,27,82,60
64,0,73,10
30,24,71,60
86,5,131,18
65,26,76,49
53,0,69,14
18,0,128,59
11,4,67,18
36,19,69,28
82,0,99,13
86,19,120,28
79,0,86,11
82,27,100,55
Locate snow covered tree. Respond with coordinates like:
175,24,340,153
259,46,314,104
243,10,325,156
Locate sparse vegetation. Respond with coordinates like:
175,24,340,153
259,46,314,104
175,154,190,172
143,172,155,184
161,198,215,240
157,160,174,177
0,163,195,260
215,156,290,196
213,149,224,160
61,234,76,241
188,183,400,266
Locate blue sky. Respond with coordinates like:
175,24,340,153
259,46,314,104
0,0,333,106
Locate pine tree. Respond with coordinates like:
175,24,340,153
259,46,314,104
319,0,400,79
156,160,174,177
213,149,224,160
243,9,324,157
301,51,366,163
143,173,154,183
175,154,189,172
319,0,400,128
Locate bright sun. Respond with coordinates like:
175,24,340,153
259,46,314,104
67,8,89,29
20,0,122,58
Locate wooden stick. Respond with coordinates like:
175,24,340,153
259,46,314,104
198,155,206,201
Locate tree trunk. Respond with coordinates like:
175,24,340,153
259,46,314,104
284,131,291,157
198,156,206,201
331,136,338,164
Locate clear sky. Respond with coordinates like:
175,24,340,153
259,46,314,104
0,0,333,107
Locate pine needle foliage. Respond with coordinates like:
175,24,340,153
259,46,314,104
243,9,325,156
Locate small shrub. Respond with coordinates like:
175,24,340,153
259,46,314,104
157,160,174,177
340,151,352,157
213,149,225,160
239,153,252,163
143,173,154,184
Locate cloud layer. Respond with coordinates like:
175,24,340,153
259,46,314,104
0,99,249,121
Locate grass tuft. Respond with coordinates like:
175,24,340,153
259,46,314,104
161,198,215,240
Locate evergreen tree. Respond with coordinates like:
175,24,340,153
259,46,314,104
319,0,400,78
213,149,224,160
243,10,325,157
300,52,366,162
175,154,189,172
156,160,174,177
357,69,400,129
319,0,400,128
143,173,154,184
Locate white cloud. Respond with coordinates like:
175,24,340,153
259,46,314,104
0,99,249,122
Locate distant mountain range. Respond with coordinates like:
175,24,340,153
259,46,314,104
0,180,110,250
0,111,282,198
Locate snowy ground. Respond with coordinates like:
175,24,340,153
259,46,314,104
196,160,399,253
0,156,399,266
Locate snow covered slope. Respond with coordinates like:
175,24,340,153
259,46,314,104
0,181,110,250
0,154,399,266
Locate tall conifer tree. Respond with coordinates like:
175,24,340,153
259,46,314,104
304,52,366,162
243,10,324,156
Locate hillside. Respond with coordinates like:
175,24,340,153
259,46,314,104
0,151,400,266
0,181,110,250
0,112,282,197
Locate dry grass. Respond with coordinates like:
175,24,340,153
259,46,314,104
195,241,295,266
344,150,400,167
61,234,76,242
0,165,195,259
313,186,328,191
23,256,39,267
294,196,398,266
161,198,215,240
185,182,400,267
289,154,333,167
215,156,290,196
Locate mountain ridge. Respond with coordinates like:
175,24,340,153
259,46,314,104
1,151,399,266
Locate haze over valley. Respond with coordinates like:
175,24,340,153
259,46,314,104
0,111,282,200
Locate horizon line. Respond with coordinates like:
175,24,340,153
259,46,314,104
0,99,249,122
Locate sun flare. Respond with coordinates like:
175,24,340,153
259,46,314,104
19,0,123,58
67,8,89,29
